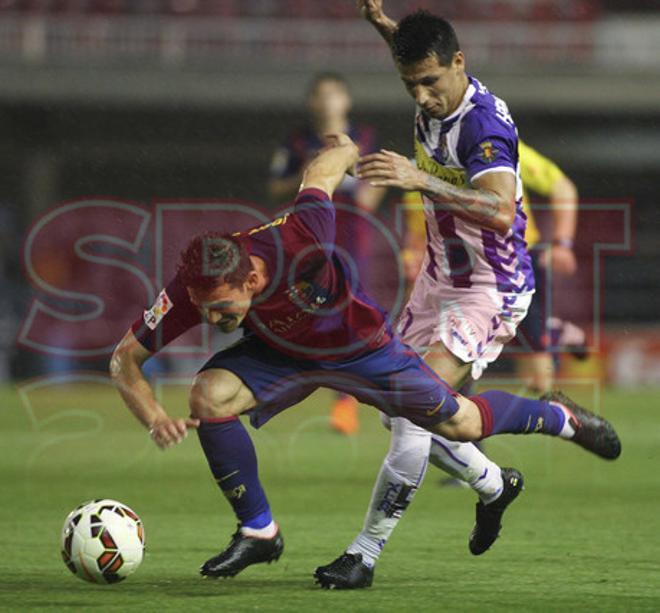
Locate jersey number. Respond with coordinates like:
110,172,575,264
494,97,514,127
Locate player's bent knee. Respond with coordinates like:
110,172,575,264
189,369,255,419
432,397,483,442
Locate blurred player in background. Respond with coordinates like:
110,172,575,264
515,140,583,392
268,72,386,436
315,3,603,589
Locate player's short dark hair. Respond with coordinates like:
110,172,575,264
392,10,460,67
307,72,350,96
177,232,254,291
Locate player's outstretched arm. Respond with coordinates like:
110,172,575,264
357,0,397,47
423,170,516,235
110,329,199,449
358,149,516,235
300,134,360,198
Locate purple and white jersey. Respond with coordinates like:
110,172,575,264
414,76,534,294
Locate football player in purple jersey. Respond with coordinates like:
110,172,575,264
314,2,621,589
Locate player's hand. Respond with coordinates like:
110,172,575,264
539,245,577,276
357,0,385,23
357,149,425,190
323,133,360,175
149,417,200,450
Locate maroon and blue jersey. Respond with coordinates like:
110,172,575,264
132,188,391,361
131,189,460,431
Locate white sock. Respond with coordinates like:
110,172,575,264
347,417,431,567
241,520,277,539
429,436,504,504
551,402,577,439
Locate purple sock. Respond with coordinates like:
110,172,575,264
472,390,566,438
197,417,273,529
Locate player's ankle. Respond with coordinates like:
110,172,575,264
346,535,380,568
241,520,278,539
551,402,577,439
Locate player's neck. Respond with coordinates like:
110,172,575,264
249,255,269,296
445,74,470,118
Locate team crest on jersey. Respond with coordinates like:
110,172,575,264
478,141,499,163
143,289,173,330
286,280,330,311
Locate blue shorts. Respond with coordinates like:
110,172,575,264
199,333,459,430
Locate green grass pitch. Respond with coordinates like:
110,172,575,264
1,380,659,611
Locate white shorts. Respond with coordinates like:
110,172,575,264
397,276,533,380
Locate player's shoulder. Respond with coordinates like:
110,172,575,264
461,76,517,140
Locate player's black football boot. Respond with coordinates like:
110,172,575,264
469,467,524,556
200,525,284,578
314,552,374,589
541,391,622,460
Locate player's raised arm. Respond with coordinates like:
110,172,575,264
358,0,398,47
110,328,200,449
300,134,359,199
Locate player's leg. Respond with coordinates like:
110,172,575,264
335,415,509,566
189,335,316,578
317,335,620,585
403,292,617,450
314,340,515,589
189,367,284,578
315,291,531,588
429,390,621,460
363,292,537,558
415,345,527,554
319,414,432,589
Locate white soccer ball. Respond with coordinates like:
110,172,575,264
61,499,145,584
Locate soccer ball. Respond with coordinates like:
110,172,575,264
61,499,145,584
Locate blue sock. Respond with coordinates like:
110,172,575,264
472,390,566,438
197,417,273,529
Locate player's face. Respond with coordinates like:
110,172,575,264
187,283,254,333
308,80,352,122
398,52,466,119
